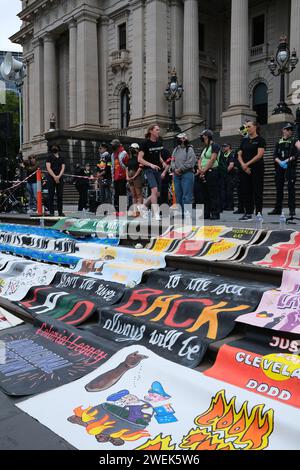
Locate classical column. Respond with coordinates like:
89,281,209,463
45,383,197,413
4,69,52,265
75,11,100,130
170,0,183,117
130,0,145,123
145,0,168,120
98,16,109,126
221,0,255,136
43,34,57,132
32,38,44,137
183,0,199,118
289,0,300,107
69,20,77,128
23,55,32,144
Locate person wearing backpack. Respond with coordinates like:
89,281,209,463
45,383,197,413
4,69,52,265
171,133,196,214
197,129,221,220
111,139,129,213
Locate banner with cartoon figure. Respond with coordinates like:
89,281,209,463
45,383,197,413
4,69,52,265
17,272,125,326
74,246,166,286
205,326,300,409
0,315,117,396
236,270,300,333
17,345,300,450
80,269,270,367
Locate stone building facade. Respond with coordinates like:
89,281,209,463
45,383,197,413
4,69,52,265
11,0,300,157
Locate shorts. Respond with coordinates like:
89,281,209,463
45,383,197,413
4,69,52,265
144,168,161,191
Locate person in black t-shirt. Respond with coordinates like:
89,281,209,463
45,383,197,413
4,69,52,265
138,124,168,220
96,143,112,204
237,121,266,221
46,144,65,216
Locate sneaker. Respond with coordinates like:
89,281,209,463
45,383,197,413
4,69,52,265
239,214,253,221
233,210,244,215
154,213,161,221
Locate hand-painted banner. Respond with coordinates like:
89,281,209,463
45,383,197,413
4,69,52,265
149,226,263,260
236,270,300,333
0,243,80,267
0,307,23,330
74,246,166,286
17,345,300,450
52,218,127,240
0,231,117,258
0,223,119,244
206,327,300,408
239,230,300,270
0,315,117,396
0,260,62,301
80,269,270,367
17,272,125,326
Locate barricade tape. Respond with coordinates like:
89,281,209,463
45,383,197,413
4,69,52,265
0,171,38,194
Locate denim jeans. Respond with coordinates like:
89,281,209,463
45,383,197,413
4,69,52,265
174,171,194,211
26,182,37,210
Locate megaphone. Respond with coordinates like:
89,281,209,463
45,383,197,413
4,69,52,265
0,52,25,82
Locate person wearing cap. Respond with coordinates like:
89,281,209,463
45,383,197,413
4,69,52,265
138,124,168,220
127,143,143,217
268,123,298,216
96,142,112,204
237,121,266,221
110,139,129,212
197,129,221,220
171,133,196,213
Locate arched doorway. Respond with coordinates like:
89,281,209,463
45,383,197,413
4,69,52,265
253,83,268,125
120,88,130,128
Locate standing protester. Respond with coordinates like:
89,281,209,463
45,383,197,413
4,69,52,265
268,123,298,217
127,143,143,217
160,146,172,205
111,139,129,213
220,143,236,211
75,162,92,212
238,121,266,221
197,129,221,220
25,155,39,214
171,133,196,213
96,143,112,204
138,124,167,220
46,144,65,217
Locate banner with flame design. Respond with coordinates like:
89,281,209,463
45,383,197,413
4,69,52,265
17,345,300,450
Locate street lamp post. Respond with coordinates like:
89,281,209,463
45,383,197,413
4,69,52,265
268,34,299,115
164,68,183,133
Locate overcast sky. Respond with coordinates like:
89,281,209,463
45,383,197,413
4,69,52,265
0,0,22,52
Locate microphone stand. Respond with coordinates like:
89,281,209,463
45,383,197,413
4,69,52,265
286,108,300,224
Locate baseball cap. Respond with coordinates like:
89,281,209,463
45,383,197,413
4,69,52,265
200,129,213,138
111,139,121,146
177,133,187,139
222,143,231,148
282,123,294,131
130,143,140,149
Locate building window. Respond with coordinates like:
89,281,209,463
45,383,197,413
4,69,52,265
118,23,127,50
120,88,130,128
252,15,265,47
199,23,205,52
253,82,268,125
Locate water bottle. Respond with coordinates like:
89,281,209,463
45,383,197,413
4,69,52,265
279,212,286,230
256,212,263,230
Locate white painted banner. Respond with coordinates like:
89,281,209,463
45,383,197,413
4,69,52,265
18,346,300,450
